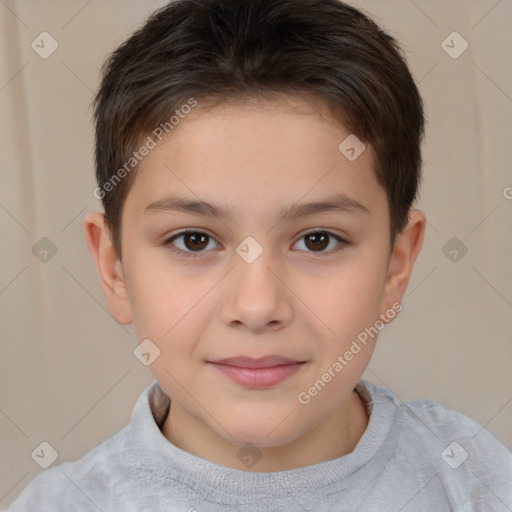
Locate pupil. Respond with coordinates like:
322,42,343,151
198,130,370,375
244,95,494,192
186,233,208,250
306,232,328,251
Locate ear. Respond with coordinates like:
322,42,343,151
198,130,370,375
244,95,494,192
380,209,426,322
83,211,133,325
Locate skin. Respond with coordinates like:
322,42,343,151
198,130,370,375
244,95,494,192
84,94,425,472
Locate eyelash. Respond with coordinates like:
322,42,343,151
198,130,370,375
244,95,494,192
163,229,348,258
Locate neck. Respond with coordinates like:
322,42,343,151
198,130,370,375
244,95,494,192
161,389,369,472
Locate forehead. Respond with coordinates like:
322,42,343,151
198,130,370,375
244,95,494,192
123,94,384,221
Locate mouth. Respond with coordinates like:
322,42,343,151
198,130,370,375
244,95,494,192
208,355,306,387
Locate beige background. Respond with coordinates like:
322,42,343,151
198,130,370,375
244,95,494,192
1,0,511,507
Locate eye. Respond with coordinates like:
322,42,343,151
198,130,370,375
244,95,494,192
164,229,348,258
165,230,219,257
293,231,347,254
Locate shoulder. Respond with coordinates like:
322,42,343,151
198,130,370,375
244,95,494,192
404,396,512,506
363,380,511,458
8,425,134,512
365,381,512,507
8,382,162,512
399,392,511,462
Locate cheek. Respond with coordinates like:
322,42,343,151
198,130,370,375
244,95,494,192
307,260,387,358
128,267,212,387
127,259,211,344
321,265,385,323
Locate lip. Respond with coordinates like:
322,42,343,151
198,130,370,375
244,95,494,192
208,355,306,387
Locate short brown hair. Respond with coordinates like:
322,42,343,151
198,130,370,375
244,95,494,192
93,0,425,259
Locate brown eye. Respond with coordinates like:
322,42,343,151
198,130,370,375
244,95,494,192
293,231,346,254
182,232,209,251
304,232,329,251
165,230,219,257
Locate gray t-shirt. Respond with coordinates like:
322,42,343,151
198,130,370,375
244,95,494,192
8,380,512,511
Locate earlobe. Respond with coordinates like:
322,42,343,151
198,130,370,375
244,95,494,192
83,211,133,325
380,210,426,321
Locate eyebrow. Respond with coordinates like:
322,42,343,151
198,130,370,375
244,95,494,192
143,192,370,221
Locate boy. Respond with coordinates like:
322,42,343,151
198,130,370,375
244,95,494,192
9,0,512,510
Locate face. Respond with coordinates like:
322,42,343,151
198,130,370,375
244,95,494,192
87,94,424,462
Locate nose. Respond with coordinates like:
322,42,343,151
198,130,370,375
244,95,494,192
221,249,294,334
